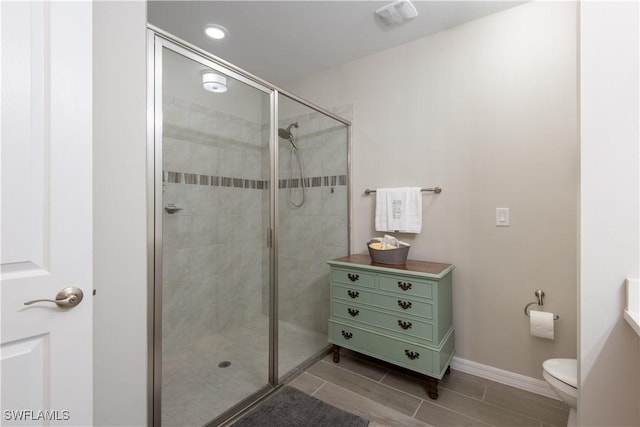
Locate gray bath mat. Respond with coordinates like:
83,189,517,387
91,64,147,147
231,385,369,427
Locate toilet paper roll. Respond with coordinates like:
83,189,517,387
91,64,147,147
530,309,555,340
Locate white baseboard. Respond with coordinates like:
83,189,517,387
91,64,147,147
450,357,560,400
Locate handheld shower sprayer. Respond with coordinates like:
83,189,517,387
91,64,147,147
277,122,305,207
278,122,299,148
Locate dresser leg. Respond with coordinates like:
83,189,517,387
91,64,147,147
332,345,341,363
426,377,439,400
445,366,451,375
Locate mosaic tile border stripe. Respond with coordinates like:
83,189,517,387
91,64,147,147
163,171,347,190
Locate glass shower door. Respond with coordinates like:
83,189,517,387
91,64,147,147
276,95,350,380
158,45,273,426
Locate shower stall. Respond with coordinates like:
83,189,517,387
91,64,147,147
148,29,350,426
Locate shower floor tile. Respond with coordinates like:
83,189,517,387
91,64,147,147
161,316,326,427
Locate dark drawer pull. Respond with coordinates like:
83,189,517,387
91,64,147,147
341,331,353,340
405,350,420,360
347,308,360,317
397,300,412,310
348,290,360,299
397,281,412,291
398,320,413,330
347,273,360,282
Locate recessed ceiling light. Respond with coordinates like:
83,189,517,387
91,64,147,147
204,24,227,40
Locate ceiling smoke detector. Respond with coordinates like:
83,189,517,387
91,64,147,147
201,70,227,93
375,0,418,25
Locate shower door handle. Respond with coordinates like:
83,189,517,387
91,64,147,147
164,203,183,214
24,287,84,308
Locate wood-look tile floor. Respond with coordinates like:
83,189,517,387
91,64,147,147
288,349,569,427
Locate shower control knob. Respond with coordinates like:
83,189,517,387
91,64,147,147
24,287,84,308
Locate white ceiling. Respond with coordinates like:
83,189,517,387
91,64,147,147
148,1,526,87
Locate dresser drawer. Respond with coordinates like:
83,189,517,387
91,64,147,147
332,268,375,288
329,321,438,376
332,301,434,343
378,274,434,299
332,285,433,320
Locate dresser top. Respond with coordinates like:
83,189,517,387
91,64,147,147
329,254,454,279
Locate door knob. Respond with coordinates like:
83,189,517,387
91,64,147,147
24,287,84,308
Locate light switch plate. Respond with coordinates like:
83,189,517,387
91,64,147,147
496,208,510,226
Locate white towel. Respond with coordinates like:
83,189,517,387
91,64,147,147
374,187,422,233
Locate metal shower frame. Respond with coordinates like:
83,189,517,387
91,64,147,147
146,26,352,427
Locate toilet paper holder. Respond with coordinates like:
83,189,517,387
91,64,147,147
524,290,560,320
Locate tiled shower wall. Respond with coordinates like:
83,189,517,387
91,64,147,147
162,96,268,355
276,106,350,334
161,95,350,359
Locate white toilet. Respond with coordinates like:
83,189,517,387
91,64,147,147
542,358,577,426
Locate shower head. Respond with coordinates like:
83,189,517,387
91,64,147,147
278,122,298,140
278,128,292,140
278,122,299,148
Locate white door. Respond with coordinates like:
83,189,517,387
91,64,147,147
1,2,92,426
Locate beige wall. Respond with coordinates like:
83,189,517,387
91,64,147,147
93,2,148,426
87,1,640,425
579,1,639,425
287,1,578,380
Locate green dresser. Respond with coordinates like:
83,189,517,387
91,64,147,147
328,254,455,399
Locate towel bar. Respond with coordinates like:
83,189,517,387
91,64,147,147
364,187,442,195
